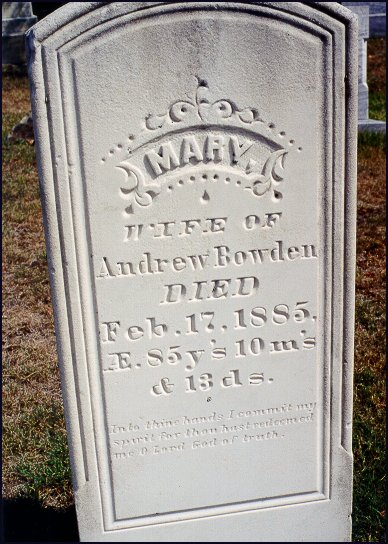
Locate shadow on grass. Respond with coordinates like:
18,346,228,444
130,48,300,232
3,498,79,542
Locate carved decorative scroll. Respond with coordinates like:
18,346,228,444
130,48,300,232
145,80,263,130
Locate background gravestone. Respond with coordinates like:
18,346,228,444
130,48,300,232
27,3,357,541
342,2,386,37
2,2,37,65
342,3,386,132
353,5,370,121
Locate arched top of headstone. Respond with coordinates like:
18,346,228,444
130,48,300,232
27,1,358,46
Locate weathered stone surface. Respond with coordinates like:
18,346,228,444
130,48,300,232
27,3,358,542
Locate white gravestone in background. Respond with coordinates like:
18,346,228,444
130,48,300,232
27,3,357,542
342,4,386,132
352,5,370,121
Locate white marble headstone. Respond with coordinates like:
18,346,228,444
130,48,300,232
27,3,358,542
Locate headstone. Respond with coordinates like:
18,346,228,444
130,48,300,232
342,4,386,132
2,2,37,65
342,2,386,37
27,3,357,541
352,5,370,121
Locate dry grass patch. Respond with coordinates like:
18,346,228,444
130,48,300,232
2,71,72,509
356,135,386,303
352,133,386,542
368,38,386,95
2,66,31,115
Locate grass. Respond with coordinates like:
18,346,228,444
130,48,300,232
2,41,386,541
5,406,72,506
351,127,386,542
369,92,386,121
2,67,72,510
16,427,71,502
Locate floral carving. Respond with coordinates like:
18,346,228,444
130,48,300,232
245,149,288,197
145,80,263,130
117,162,159,214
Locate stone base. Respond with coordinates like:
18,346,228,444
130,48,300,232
358,119,386,132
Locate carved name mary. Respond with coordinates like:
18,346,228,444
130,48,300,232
27,3,357,542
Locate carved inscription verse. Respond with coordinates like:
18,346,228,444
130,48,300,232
95,83,322,520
